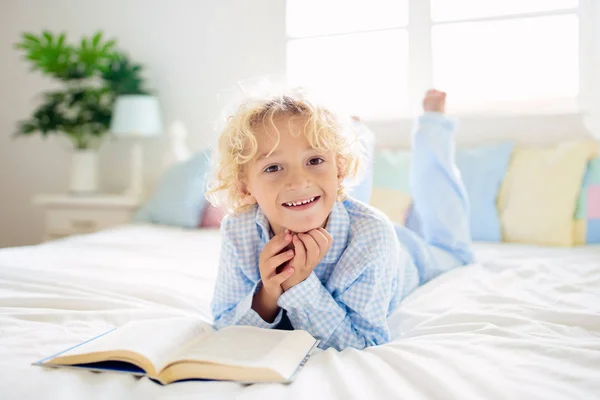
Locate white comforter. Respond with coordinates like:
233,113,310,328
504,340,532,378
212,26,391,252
0,224,599,400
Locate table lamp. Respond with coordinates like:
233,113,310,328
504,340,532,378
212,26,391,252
110,95,163,199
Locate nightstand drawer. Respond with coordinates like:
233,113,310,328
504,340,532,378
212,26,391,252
45,209,133,235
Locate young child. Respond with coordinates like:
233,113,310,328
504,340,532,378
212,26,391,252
207,88,474,351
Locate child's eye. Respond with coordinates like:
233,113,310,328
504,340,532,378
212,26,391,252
264,165,282,173
308,157,325,166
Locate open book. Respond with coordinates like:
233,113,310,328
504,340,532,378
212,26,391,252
33,317,319,385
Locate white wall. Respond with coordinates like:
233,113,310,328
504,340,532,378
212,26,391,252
0,0,286,247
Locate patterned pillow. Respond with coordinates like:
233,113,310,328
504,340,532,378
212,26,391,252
574,157,600,244
371,142,515,242
369,150,412,225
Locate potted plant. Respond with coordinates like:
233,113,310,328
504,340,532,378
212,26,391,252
14,31,149,194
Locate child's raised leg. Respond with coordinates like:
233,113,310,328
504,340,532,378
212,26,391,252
398,91,474,285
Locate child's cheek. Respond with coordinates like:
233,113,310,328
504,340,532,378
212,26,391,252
263,171,284,185
312,164,337,180
311,164,328,175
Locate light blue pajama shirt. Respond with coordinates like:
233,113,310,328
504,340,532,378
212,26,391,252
210,112,474,351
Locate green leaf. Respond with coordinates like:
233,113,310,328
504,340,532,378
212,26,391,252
92,32,101,48
57,32,66,48
15,30,74,79
13,31,149,146
23,33,41,44
101,39,116,53
101,55,148,95
14,120,39,137
42,31,53,44
76,32,118,78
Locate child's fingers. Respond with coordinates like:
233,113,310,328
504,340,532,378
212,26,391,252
317,228,333,244
307,229,330,254
270,264,295,286
262,229,292,260
299,233,320,263
264,250,295,276
292,235,307,267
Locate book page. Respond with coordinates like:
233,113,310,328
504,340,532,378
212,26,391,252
170,326,313,370
54,317,213,372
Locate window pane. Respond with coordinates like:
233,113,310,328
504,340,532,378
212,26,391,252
286,0,408,38
287,30,408,118
431,0,578,22
432,15,579,113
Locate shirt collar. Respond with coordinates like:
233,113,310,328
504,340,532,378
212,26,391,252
322,201,349,264
254,201,349,264
253,205,271,243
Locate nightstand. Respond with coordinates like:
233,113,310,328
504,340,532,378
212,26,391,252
33,194,141,242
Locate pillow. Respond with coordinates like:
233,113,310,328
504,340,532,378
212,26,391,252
455,141,515,242
370,187,412,225
498,141,596,246
371,142,515,242
369,150,412,225
199,203,227,228
135,150,211,228
574,157,600,244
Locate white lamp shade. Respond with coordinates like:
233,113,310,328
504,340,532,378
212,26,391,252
110,95,163,137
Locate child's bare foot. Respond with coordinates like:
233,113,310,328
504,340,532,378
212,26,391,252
423,89,446,114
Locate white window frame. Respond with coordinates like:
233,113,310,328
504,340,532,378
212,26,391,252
285,0,597,119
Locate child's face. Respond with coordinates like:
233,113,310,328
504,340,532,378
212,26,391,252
243,115,341,235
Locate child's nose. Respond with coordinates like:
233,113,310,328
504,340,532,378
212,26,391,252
285,168,310,190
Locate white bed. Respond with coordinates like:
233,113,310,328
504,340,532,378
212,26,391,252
1,224,599,400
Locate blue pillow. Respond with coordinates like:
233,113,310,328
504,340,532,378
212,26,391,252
455,141,515,242
371,142,514,242
135,150,212,228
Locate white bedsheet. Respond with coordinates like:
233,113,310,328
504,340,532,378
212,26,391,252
0,224,599,400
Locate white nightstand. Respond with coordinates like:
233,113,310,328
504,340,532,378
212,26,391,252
33,194,142,242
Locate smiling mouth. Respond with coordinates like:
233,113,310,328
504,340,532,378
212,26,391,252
282,196,320,208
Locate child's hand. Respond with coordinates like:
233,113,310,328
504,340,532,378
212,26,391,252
423,89,446,113
281,228,332,292
258,229,295,298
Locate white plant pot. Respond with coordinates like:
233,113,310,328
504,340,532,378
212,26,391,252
69,150,98,194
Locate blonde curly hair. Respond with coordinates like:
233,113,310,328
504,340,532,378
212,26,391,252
206,87,365,214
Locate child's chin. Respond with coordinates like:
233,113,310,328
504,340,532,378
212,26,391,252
286,219,325,234
289,227,319,234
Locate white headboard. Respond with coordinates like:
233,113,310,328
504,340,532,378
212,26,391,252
368,113,595,149
162,113,598,169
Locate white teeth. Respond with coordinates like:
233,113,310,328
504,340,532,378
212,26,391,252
285,197,317,207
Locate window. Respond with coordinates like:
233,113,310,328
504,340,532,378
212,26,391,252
430,0,578,21
286,0,588,118
286,0,409,119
